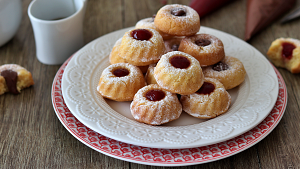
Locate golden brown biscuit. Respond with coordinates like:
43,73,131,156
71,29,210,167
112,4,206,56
130,84,182,125
97,63,146,101
180,77,231,119
202,56,246,90
154,4,200,36
0,64,34,95
154,51,204,95
118,28,166,66
109,38,148,74
267,37,300,73
178,34,225,66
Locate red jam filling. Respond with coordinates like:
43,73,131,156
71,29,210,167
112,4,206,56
171,8,186,16
282,42,296,60
131,29,152,41
170,56,190,69
212,62,229,71
195,39,211,47
146,89,165,101
113,68,129,77
196,82,215,95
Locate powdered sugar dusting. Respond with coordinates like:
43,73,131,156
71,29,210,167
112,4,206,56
0,64,26,74
98,63,143,88
154,51,203,94
130,84,182,125
202,56,246,89
156,51,200,75
187,34,223,54
154,4,200,35
159,4,199,23
119,28,166,65
181,78,231,119
135,18,156,30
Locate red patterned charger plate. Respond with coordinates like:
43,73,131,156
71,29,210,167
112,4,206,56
52,57,287,167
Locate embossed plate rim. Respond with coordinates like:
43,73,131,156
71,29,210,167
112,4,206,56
61,26,279,149
52,58,287,166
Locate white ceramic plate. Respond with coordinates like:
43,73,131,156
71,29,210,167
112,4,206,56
61,26,279,149
53,59,286,166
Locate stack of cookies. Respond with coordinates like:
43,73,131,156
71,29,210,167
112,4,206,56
97,4,246,125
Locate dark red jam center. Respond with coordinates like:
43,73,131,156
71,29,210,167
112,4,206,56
212,62,229,71
131,29,152,41
171,44,179,51
113,68,129,77
170,56,190,69
1,69,19,94
282,42,296,60
171,8,186,16
145,89,165,101
195,39,211,47
196,82,215,95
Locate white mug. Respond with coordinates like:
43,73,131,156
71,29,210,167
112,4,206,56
28,0,86,65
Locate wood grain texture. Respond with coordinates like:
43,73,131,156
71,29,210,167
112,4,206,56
1,0,300,168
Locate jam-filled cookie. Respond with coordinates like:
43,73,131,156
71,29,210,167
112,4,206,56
267,37,300,73
180,77,231,119
154,4,200,36
97,63,146,101
178,33,225,66
0,64,34,95
118,28,166,66
130,84,182,125
202,56,246,90
154,51,204,95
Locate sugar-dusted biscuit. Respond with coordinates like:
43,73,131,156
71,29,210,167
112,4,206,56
0,64,34,95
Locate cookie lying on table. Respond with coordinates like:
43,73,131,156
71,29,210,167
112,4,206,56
267,38,300,73
0,64,34,95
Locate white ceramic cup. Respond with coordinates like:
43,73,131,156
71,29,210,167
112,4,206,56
28,0,86,65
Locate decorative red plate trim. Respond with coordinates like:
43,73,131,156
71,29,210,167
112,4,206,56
52,57,287,166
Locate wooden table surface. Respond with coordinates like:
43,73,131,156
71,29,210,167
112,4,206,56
1,0,300,168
